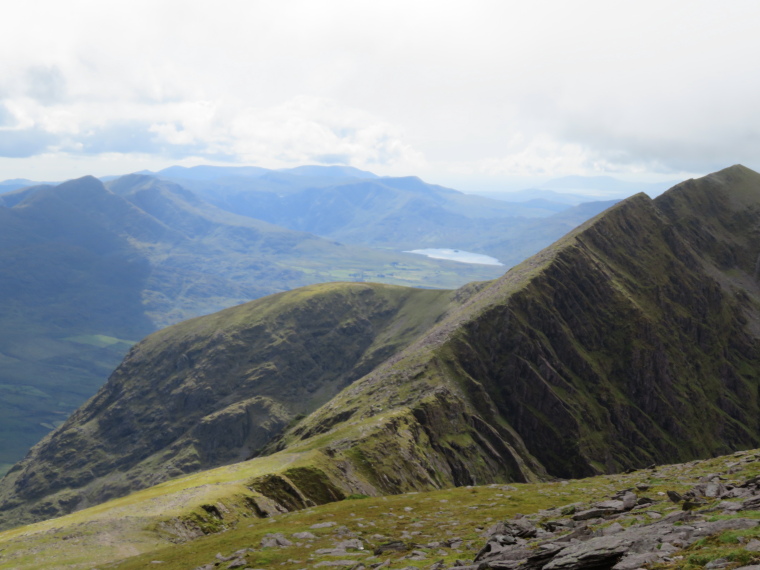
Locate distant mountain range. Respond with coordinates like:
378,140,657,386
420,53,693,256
481,176,677,204
1,164,758,536
0,166,616,473
147,165,620,266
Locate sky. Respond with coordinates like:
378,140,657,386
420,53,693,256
1,0,759,193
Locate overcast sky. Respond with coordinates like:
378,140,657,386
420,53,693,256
1,0,758,192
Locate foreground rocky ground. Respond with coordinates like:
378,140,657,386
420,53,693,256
87,449,760,570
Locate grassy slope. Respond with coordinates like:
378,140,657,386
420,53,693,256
0,282,470,530
1,443,760,569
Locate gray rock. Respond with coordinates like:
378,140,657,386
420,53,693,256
260,532,292,548
337,539,365,551
484,563,523,570
705,482,727,498
293,531,317,539
656,542,679,555
594,500,625,511
374,541,410,555
227,558,248,569
407,550,428,560
543,519,575,533
312,521,338,529
620,493,637,511
612,552,659,570
692,518,759,537
745,539,760,551
473,539,532,564
602,523,624,536
315,547,356,555
555,525,596,543
525,544,566,568
542,535,628,570
232,548,255,556
716,500,742,512
506,518,538,538
740,497,760,511
572,508,619,521
667,490,683,503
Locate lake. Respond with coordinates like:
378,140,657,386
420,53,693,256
404,248,503,266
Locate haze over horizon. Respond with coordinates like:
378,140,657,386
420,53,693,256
1,1,758,193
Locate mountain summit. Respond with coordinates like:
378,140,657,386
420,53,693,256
2,165,760,530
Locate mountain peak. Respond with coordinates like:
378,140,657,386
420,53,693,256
17,175,111,208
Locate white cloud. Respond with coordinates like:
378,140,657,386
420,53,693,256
1,0,760,183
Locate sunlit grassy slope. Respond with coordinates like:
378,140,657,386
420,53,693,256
2,444,760,570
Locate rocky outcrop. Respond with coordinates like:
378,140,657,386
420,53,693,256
456,474,760,570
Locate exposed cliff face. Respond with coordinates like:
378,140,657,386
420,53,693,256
3,165,760,531
273,165,760,486
449,191,760,477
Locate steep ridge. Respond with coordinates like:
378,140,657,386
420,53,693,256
3,165,760,531
273,165,760,486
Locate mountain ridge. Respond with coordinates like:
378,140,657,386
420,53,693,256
2,165,759,533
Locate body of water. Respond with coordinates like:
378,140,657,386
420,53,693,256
405,248,503,266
